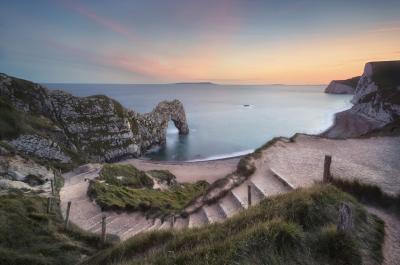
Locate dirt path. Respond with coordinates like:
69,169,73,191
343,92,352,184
119,157,240,183
366,206,400,265
60,157,240,240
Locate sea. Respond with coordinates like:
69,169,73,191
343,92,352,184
45,83,352,161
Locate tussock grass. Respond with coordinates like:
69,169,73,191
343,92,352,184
82,185,384,265
331,178,400,215
0,190,103,265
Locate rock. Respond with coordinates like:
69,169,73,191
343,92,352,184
0,179,33,190
0,73,190,163
324,76,360,94
323,61,400,138
9,134,71,163
0,155,54,182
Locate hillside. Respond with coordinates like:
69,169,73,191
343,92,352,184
325,76,360,94
323,61,400,138
0,73,189,168
81,185,384,265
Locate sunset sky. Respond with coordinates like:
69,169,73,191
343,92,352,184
1,0,399,84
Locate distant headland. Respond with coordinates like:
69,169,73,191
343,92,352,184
173,82,217,85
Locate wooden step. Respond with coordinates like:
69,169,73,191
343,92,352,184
188,208,209,228
218,191,244,218
202,204,227,223
173,217,189,230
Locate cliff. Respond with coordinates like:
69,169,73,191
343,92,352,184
324,76,360,94
323,61,400,138
0,73,189,165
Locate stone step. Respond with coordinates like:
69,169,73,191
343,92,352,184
248,181,266,204
105,213,144,235
148,218,162,231
231,183,251,208
159,219,172,230
218,191,244,218
173,217,189,230
188,208,209,228
202,203,227,224
87,213,120,232
120,219,154,240
250,169,290,198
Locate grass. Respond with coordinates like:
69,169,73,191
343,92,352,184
147,170,177,186
88,180,209,217
99,164,153,188
330,177,400,216
82,185,384,265
0,189,105,265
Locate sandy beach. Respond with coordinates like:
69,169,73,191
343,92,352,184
117,157,241,183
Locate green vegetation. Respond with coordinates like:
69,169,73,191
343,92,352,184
0,190,105,265
82,185,384,265
0,98,54,140
99,164,153,188
331,177,400,215
88,180,209,216
236,156,256,177
147,170,177,186
90,164,208,216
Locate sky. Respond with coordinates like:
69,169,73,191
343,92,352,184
0,0,399,84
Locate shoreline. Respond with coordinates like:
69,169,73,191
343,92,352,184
118,156,240,184
137,150,251,165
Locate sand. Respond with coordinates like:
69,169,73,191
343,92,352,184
118,157,240,184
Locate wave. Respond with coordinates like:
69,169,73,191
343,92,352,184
187,149,254,162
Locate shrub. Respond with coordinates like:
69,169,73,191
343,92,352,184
237,157,256,177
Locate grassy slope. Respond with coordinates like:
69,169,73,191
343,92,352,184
88,180,209,217
89,164,209,217
99,164,154,188
82,185,384,265
0,190,105,265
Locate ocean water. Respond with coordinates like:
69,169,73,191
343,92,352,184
46,83,352,161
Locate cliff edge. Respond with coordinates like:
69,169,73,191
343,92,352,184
324,76,360,94
323,61,400,138
0,73,189,165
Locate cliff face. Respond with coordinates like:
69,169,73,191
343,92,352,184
323,61,400,138
0,73,189,164
324,76,360,94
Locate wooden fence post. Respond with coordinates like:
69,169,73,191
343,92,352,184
101,215,107,245
171,215,175,228
47,197,52,213
64,201,72,230
248,185,252,207
323,155,332,183
50,179,54,195
337,203,353,231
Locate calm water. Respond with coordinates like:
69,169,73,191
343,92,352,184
46,83,352,161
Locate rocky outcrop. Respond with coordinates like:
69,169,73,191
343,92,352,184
324,76,360,94
323,61,400,138
0,73,189,163
9,134,71,163
0,154,54,193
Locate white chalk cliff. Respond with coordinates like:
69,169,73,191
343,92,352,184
323,61,400,138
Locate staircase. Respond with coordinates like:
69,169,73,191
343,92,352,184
60,159,294,241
